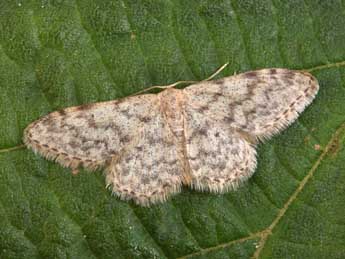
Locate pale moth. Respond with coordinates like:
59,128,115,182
24,67,319,206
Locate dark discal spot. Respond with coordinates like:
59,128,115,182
73,157,81,161
214,132,220,137
51,148,58,152
42,144,49,148
76,103,94,111
61,152,68,156
289,101,296,107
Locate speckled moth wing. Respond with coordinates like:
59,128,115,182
182,68,319,191
183,68,319,141
23,94,159,172
106,103,185,206
183,112,257,192
23,68,319,206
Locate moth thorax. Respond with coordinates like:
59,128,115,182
158,88,184,133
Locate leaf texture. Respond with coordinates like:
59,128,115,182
0,1,345,258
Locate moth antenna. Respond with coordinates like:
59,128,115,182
130,62,229,96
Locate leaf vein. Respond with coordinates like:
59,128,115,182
177,122,345,259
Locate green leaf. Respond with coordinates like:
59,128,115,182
1,1,345,258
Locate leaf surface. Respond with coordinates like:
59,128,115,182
1,1,345,258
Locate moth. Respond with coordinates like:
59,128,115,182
24,68,319,206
